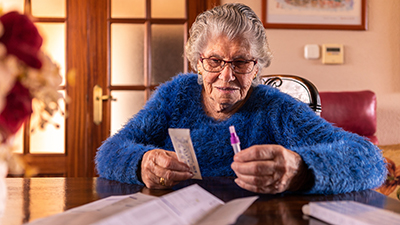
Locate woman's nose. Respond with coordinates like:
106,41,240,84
218,65,236,82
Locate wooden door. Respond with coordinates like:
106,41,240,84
10,0,218,177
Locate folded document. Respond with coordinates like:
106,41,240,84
26,184,258,225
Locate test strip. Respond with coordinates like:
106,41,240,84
168,128,202,180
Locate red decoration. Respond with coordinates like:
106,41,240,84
0,11,43,69
0,81,33,141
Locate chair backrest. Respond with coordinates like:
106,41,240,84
319,90,378,145
260,74,322,115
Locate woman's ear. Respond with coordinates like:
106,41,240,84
197,61,203,74
253,67,259,79
197,63,203,85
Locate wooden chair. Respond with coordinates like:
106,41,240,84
259,74,322,115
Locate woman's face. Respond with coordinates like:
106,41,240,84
197,35,258,113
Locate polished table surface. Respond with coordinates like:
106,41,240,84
2,177,400,225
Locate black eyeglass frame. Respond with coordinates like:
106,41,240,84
199,57,258,74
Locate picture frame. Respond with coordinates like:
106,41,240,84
262,0,367,30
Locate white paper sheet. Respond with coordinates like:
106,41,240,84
303,200,400,225
26,184,258,225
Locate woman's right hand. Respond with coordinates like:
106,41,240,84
141,149,193,189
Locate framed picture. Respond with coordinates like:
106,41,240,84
262,0,367,30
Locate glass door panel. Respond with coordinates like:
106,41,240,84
31,0,66,17
0,0,24,13
111,24,145,86
14,0,67,173
151,0,185,18
151,24,185,85
29,92,65,154
30,21,66,154
110,91,145,135
111,0,145,18
35,23,66,83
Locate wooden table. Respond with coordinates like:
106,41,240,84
2,177,400,225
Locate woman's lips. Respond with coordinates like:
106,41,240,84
215,86,239,93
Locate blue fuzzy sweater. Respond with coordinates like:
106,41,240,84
95,73,387,194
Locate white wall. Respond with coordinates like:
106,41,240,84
222,0,400,145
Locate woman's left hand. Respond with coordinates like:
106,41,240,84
231,144,307,194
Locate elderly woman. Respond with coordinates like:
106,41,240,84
95,3,386,194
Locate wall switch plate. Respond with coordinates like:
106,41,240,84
322,44,344,64
304,44,320,59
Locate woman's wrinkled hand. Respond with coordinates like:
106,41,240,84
141,149,193,189
231,144,308,194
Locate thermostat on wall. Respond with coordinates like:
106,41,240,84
322,44,344,64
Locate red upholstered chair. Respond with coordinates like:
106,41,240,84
319,91,378,145
260,74,378,145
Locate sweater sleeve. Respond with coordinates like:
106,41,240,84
265,91,387,195
95,76,182,185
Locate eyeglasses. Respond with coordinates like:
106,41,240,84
199,57,257,74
